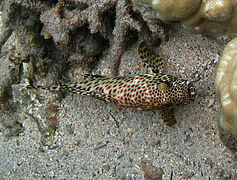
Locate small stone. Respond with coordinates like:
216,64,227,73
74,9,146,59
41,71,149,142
144,154,149,159
48,171,55,178
75,139,81,146
102,164,110,171
39,146,47,153
63,149,70,156
84,132,89,138
160,143,167,149
97,169,103,175
150,140,161,147
109,114,115,122
208,99,215,107
182,171,195,178
143,164,164,180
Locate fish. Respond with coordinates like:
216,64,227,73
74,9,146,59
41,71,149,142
30,41,196,126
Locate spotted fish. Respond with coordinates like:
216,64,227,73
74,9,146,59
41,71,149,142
32,41,195,126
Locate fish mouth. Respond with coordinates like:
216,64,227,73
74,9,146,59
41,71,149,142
186,81,196,102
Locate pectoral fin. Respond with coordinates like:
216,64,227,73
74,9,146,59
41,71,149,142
159,108,176,126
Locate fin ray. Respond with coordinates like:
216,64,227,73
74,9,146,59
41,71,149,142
159,108,176,126
138,41,164,74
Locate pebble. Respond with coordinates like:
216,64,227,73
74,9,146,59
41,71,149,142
102,164,110,171
143,164,164,180
182,171,195,178
208,99,215,107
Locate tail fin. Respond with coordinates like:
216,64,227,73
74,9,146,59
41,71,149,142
25,83,63,92
24,74,108,97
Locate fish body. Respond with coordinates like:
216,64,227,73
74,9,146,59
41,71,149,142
44,73,195,111
33,41,196,126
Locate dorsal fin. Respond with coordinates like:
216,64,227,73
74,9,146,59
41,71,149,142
83,74,105,80
138,41,164,74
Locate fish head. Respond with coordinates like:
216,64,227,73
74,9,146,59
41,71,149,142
169,79,196,105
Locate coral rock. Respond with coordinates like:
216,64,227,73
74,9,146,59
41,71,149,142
215,37,237,142
132,0,237,37
133,0,201,21
204,0,234,22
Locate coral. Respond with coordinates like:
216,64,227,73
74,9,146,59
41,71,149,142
131,0,237,38
0,0,60,144
40,0,143,75
12,83,61,146
132,0,201,22
0,48,21,107
0,113,24,137
215,37,237,147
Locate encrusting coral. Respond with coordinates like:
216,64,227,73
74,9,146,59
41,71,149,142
215,37,237,146
132,0,237,38
40,0,143,75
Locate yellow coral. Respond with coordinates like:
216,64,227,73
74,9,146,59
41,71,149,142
151,0,201,21
132,0,237,37
215,37,237,141
204,0,233,22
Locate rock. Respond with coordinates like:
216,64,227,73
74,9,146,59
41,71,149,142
133,0,201,21
132,0,237,38
0,113,24,137
208,99,215,108
0,55,20,103
142,162,164,180
215,37,237,143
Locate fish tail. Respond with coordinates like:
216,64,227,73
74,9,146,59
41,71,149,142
25,83,63,92
25,74,108,98
54,74,107,96
67,74,110,100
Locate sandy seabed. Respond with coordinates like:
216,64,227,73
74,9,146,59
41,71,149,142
0,10,236,180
